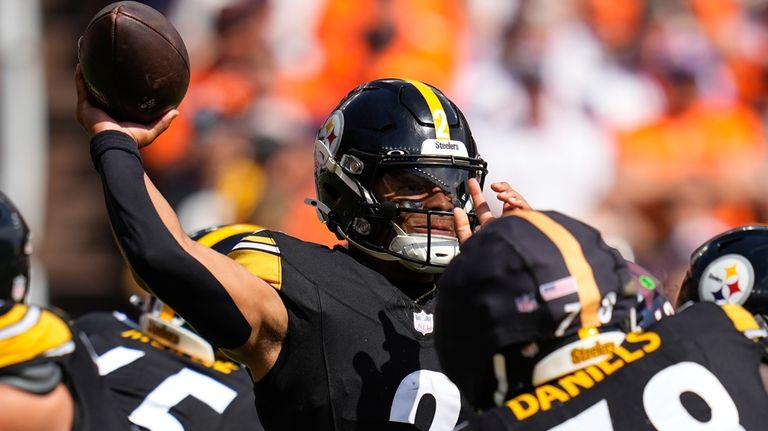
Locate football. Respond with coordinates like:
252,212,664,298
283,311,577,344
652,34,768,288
78,1,190,124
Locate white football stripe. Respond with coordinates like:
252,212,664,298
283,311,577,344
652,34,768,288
232,241,280,254
0,306,40,340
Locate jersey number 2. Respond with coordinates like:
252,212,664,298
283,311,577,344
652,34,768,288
390,370,462,431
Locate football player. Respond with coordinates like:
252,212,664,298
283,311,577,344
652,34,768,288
677,225,768,392
73,223,264,431
677,225,768,313
75,68,529,430
435,210,768,430
0,191,132,431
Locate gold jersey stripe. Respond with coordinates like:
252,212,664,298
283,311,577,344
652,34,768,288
230,248,282,290
0,305,74,369
196,224,264,248
514,211,602,328
721,304,761,333
406,79,451,140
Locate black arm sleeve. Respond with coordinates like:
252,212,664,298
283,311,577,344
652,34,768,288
90,131,251,348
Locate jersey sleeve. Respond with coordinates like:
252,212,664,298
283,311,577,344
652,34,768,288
229,230,283,290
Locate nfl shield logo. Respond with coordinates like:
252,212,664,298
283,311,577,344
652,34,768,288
413,310,434,335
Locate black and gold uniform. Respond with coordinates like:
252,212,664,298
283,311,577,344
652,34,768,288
0,302,131,430
74,311,262,431
458,302,768,430
230,230,473,431
85,79,487,431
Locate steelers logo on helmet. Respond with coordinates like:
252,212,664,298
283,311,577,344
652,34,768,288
698,253,755,305
319,110,344,155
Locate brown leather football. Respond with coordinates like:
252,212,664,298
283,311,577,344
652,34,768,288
78,1,190,124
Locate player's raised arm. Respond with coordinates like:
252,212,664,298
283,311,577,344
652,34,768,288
75,66,287,379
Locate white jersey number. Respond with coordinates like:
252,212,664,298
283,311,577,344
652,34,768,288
96,346,237,431
546,361,744,430
390,370,462,431
643,362,745,430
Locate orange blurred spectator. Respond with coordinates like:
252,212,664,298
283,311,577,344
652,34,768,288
246,97,341,247
617,70,764,199
142,0,272,174
275,0,470,122
612,64,765,245
581,0,646,54
688,0,768,110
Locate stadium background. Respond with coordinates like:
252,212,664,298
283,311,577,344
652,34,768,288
2,0,768,317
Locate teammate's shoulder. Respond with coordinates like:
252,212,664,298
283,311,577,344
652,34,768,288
229,229,332,255
718,303,767,340
228,228,344,290
673,301,767,340
0,303,75,373
229,228,281,256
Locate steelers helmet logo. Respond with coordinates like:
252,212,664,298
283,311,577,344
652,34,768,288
319,110,344,155
698,254,754,305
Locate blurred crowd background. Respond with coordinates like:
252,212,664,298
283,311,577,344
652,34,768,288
3,0,768,316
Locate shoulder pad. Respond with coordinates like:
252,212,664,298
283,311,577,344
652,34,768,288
228,230,282,289
0,304,75,369
721,304,768,340
0,362,62,394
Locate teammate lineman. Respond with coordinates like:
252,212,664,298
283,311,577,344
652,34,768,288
0,191,132,431
435,210,768,430
75,66,529,430
73,224,265,431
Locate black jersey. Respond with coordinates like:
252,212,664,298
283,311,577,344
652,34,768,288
74,312,263,431
230,230,474,430
458,302,768,430
0,303,132,431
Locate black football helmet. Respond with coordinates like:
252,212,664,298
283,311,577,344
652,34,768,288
679,225,768,316
138,223,262,362
0,192,31,303
435,211,642,411
311,78,487,273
